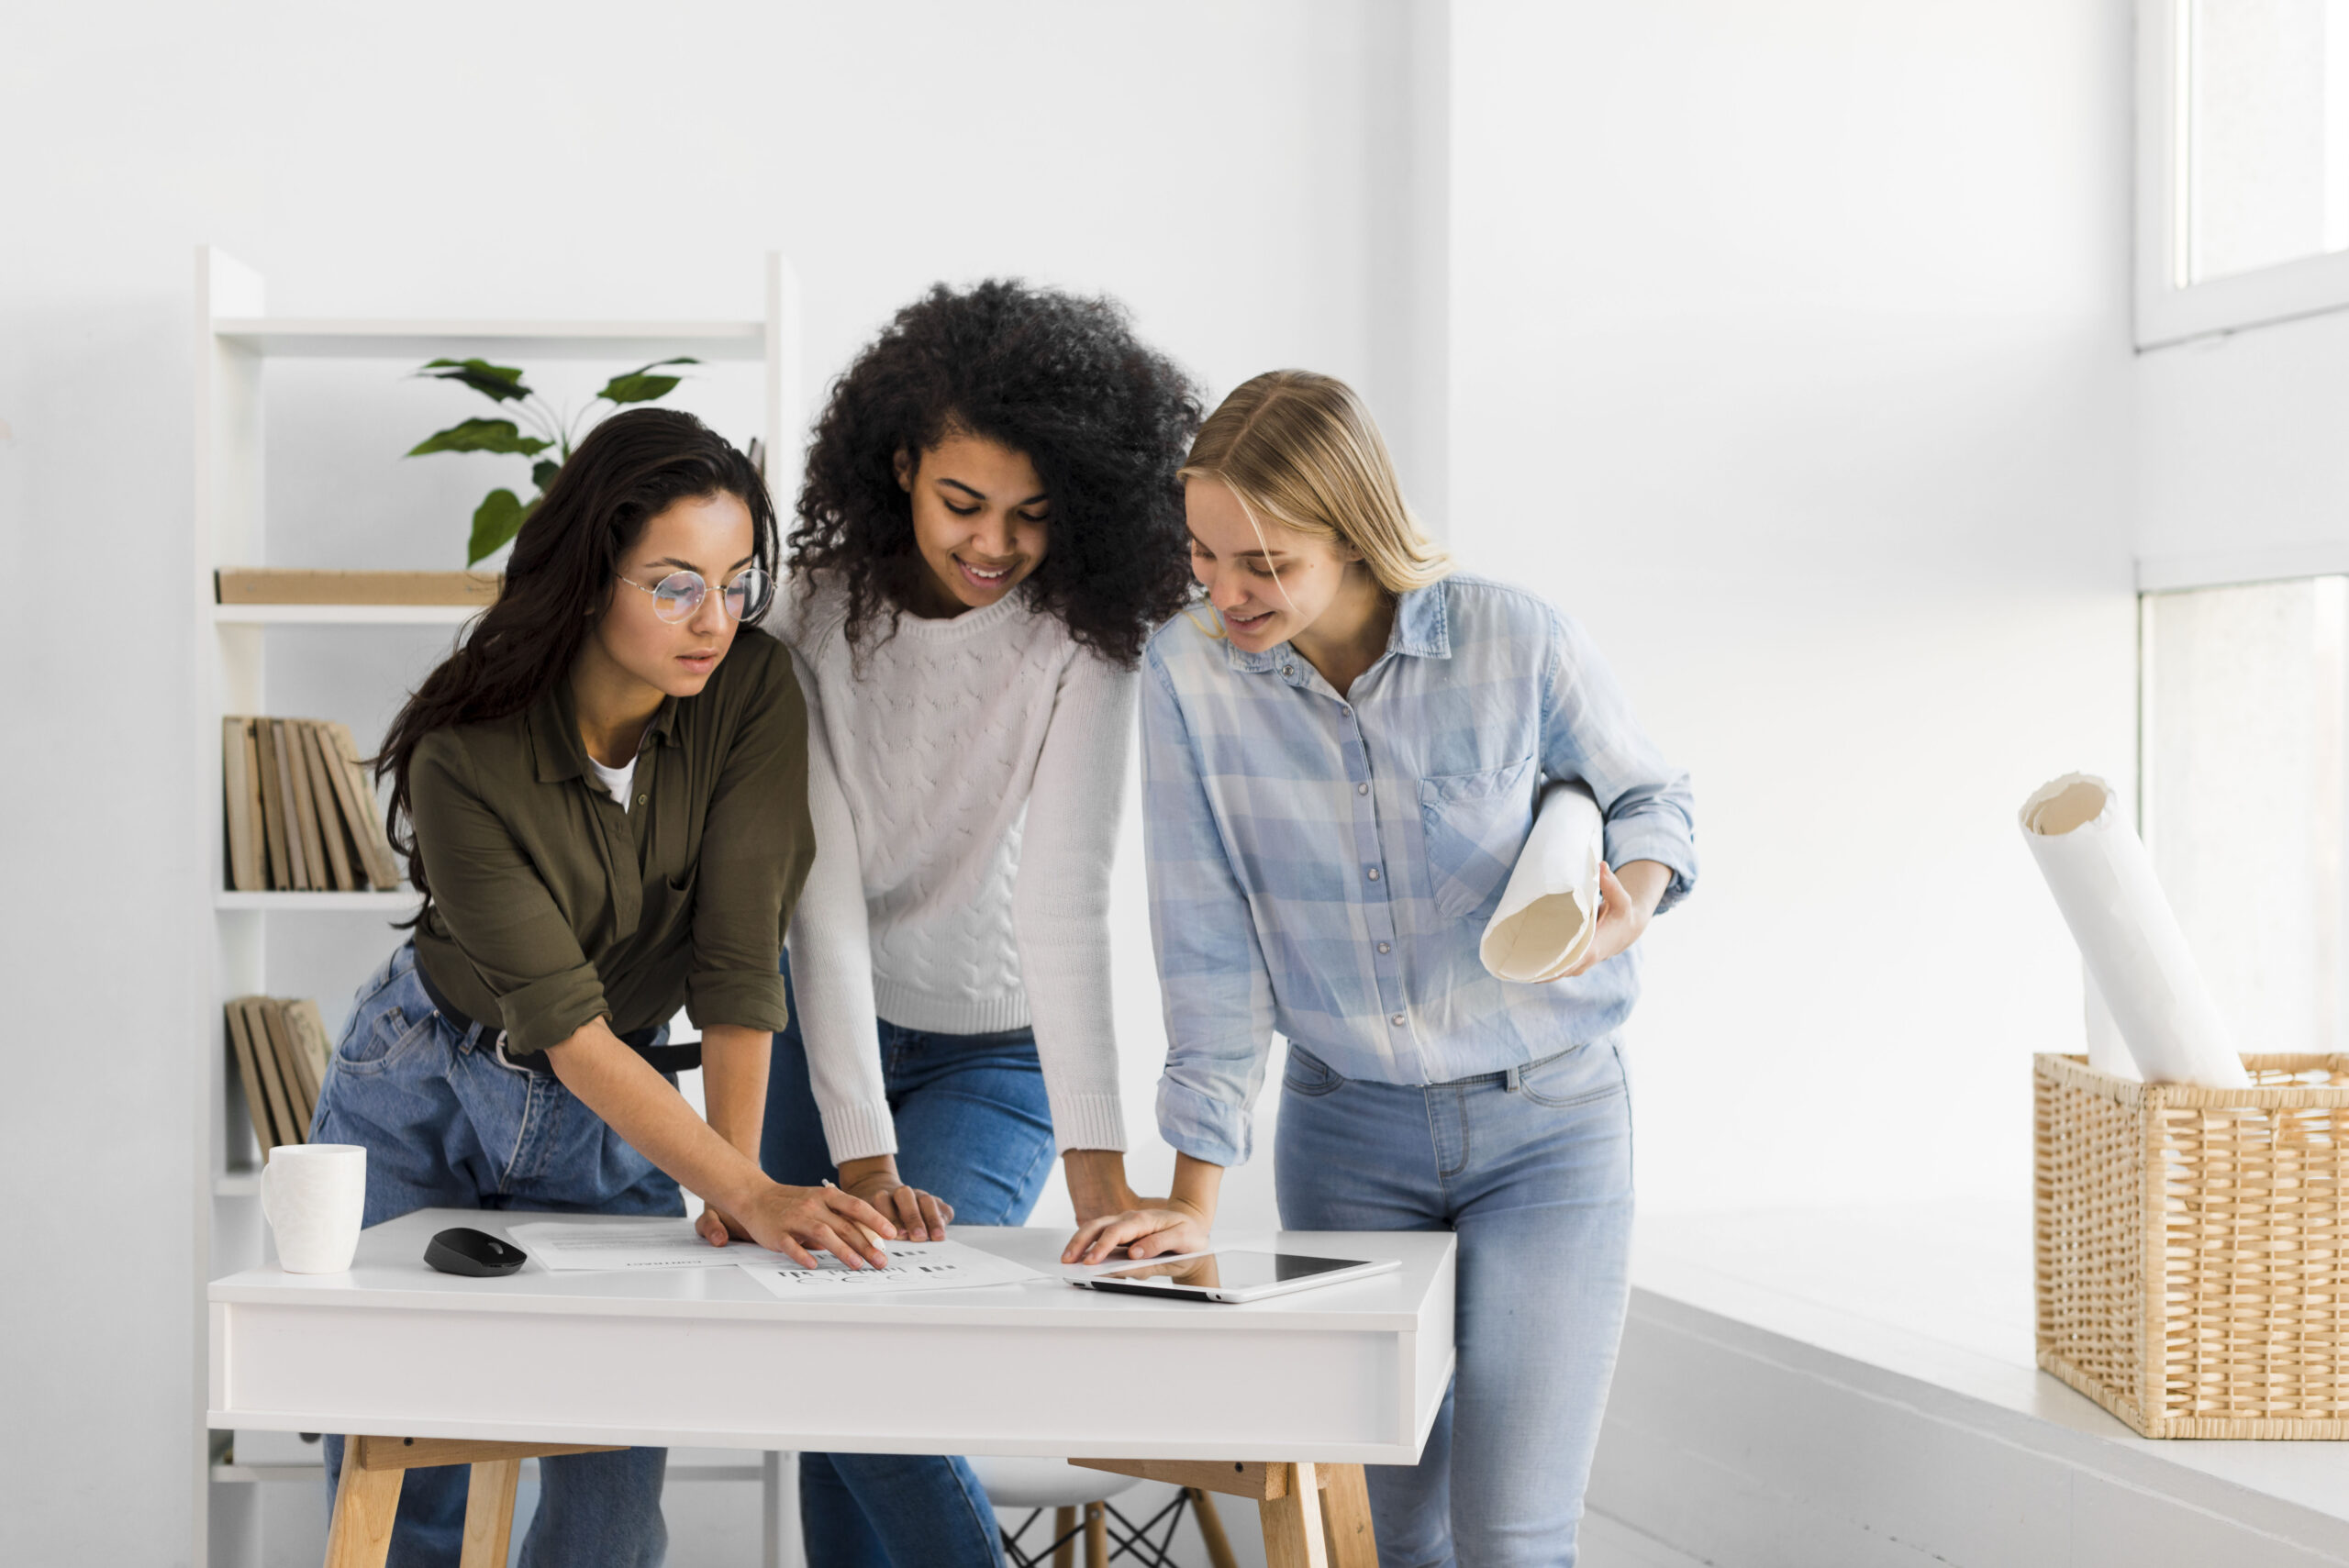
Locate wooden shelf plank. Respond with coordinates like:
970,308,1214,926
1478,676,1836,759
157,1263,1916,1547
214,604,479,626
211,318,765,361
216,891,418,913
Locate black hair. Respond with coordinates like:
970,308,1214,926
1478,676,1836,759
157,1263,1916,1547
379,407,775,914
792,279,1201,666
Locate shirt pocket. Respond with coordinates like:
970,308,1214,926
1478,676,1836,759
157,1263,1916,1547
628,865,697,966
1418,755,1538,923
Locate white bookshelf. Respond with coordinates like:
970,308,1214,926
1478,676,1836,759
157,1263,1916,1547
213,890,423,913
189,246,802,1567
211,318,767,361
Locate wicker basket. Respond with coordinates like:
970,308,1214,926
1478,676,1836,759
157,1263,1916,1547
2034,1052,2349,1438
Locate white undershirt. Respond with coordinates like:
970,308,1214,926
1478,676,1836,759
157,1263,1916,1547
588,753,638,812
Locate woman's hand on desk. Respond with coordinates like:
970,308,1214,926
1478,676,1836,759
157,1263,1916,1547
706,1182,899,1270
1063,1151,1226,1265
1062,1149,1141,1227
1063,1201,1212,1265
835,1154,954,1243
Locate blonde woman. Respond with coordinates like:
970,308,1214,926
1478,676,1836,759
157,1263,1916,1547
1066,372,1698,1567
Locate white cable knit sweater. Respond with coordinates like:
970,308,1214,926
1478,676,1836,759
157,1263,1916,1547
769,575,1132,1162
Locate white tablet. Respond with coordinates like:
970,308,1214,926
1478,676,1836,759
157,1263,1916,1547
1070,1250,1401,1304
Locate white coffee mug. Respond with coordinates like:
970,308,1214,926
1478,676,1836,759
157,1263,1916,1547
261,1144,366,1273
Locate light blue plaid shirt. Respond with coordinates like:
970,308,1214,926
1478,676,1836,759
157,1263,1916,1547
1142,573,1698,1167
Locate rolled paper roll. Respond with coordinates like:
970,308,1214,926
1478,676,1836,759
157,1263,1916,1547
2019,773,2247,1088
2082,968,2139,1082
1482,780,1606,984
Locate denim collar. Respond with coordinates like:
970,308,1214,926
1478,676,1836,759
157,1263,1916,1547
1223,579,1453,676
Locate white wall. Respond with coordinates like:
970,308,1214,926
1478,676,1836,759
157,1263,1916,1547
1445,0,2139,1213
0,5,1407,1562
1,1,2147,1561
2137,307,2349,580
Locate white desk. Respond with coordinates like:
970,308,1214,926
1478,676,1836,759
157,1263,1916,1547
210,1210,1455,1567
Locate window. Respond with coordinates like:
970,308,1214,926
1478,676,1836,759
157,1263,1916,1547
2138,0,2349,344
2141,577,2347,1051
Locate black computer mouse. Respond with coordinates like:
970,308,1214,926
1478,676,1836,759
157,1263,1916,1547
425,1227,527,1278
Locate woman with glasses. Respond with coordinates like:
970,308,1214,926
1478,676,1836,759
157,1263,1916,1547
757,281,1199,1567
310,407,896,1567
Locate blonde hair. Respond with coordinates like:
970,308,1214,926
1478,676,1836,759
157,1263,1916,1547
1181,371,1450,599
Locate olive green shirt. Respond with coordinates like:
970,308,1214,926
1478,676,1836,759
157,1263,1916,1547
409,629,812,1055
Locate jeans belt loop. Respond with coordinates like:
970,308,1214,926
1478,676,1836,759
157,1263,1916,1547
1505,1063,1524,1094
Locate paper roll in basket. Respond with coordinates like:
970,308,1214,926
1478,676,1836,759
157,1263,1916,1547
1482,780,1606,984
2018,773,2246,1088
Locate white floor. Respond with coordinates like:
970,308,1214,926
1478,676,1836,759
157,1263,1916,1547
1592,1198,2349,1567
1586,1507,1713,1567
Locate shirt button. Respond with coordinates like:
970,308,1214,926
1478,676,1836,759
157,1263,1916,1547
1378,941,1390,954
1357,782,1369,795
1390,1013,1406,1028
1341,706,1352,717
1366,867,1381,881
637,795,649,806
1281,665,1295,678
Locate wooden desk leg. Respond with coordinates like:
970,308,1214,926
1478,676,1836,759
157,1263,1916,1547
1067,1456,1375,1568
459,1458,522,1568
1317,1463,1376,1568
326,1436,623,1568
1260,1463,1330,1568
1085,1499,1108,1568
324,1440,405,1568
1052,1505,1076,1568
1188,1488,1240,1568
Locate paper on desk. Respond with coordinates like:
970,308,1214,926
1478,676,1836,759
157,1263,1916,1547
1480,780,1605,984
506,1218,802,1272
2018,773,2246,1088
736,1240,1043,1297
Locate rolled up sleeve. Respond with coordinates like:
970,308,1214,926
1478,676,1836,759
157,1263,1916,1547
1143,646,1278,1168
1540,608,1698,913
410,733,611,1054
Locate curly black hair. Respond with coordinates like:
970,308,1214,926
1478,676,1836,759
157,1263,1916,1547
792,279,1201,667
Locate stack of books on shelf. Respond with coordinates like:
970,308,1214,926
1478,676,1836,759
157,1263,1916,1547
225,995,332,1151
222,717,401,893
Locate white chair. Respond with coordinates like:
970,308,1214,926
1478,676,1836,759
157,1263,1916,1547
967,1455,1238,1568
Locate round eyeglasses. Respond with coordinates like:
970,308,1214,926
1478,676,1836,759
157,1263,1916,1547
618,566,774,624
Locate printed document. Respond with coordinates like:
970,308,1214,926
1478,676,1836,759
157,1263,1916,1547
737,1239,1042,1297
507,1218,803,1272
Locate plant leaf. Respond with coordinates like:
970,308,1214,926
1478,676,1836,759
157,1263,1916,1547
417,357,533,403
466,488,533,566
408,417,553,458
597,357,698,405
597,374,682,405
531,458,562,493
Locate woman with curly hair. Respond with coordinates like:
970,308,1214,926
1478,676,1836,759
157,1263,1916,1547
758,280,1200,1567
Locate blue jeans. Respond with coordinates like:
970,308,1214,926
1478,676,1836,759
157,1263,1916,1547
762,954,1055,1568
1275,1038,1634,1568
310,943,680,1568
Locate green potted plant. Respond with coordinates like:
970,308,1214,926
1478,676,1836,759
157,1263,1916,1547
407,356,696,564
